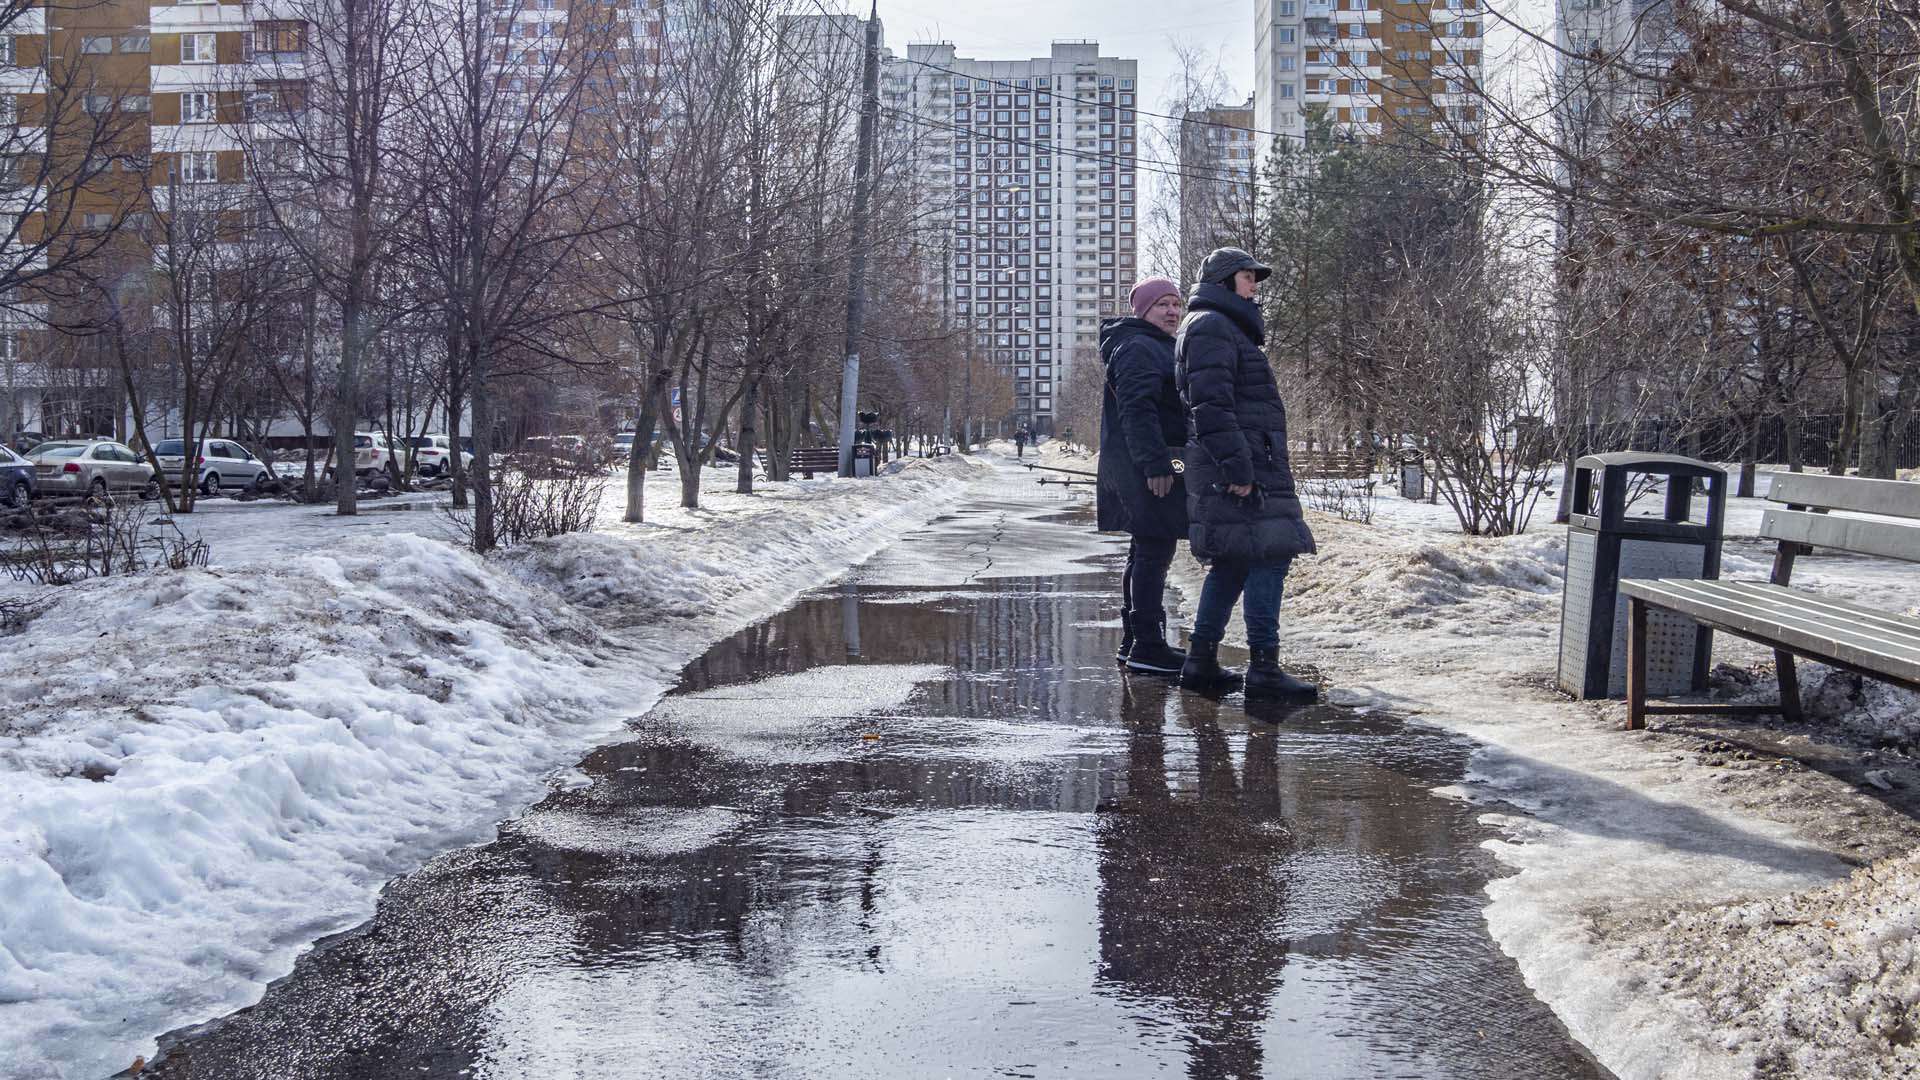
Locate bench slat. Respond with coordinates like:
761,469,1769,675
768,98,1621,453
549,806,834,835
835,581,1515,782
1759,508,1920,564
1625,580,1920,655
1621,579,1920,682
1766,472,1920,519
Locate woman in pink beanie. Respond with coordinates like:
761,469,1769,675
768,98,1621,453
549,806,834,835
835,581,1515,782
1095,276,1190,674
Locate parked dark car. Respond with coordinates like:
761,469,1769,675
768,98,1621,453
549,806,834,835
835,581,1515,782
0,443,33,505
7,431,45,455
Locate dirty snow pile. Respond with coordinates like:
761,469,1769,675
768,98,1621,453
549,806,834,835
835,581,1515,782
0,454,984,1080
1645,848,1920,1079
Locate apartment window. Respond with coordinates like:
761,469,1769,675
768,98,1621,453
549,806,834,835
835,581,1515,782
1278,28,1296,44
0,38,14,66
81,35,113,54
1278,0,1296,12
254,21,306,55
1396,21,1414,31
183,33,218,63
1279,56,1297,71
249,80,305,118
84,94,114,114
119,34,151,54
1348,25,1365,37
1279,83,1296,99
181,91,214,123
179,151,219,182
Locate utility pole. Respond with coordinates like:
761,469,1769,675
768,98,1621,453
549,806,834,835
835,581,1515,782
837,1,881,478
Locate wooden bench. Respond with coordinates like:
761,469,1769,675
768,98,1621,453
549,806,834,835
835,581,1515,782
1621,473,1920,730
789,447,841,479
1291,449,1375,480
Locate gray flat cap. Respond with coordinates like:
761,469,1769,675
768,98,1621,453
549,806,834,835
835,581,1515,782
1198,247,1273,285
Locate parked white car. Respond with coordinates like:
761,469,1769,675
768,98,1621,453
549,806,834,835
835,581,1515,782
349,432,410,477
152,438,274,495
409,434,472,478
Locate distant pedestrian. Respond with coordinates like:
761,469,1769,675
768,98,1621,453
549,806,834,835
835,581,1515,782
1014,427,1028,458
1098,276,1189,675
1174,247,1318,701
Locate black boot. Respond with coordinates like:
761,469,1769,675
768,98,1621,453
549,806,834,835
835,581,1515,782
1246,646,1319,701
1124,612,1185,675
1115,622,1134,666
1179,639,1240,691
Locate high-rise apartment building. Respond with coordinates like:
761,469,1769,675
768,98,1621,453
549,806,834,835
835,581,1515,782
884,40,1139,434
1255,0,1483,159
1176,96,1256,281
1554,0,1680,154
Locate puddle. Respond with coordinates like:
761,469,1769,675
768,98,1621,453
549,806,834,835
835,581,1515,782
148,490,1611,1080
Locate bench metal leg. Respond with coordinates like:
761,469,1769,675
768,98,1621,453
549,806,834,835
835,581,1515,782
1627,597,1649,731
1776,649,1805,723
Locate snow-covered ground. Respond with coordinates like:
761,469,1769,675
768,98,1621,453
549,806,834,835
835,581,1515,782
0,454,986,1080
1163,464,1920,1080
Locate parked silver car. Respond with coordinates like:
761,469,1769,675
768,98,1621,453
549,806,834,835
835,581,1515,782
28,440,160,500
153,438,274,495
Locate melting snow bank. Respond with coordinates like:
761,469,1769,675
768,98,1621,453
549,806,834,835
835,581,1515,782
0,455,985,1080
1168,510,1920,1080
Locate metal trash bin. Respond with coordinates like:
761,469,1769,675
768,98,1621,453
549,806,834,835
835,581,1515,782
852,443,876,478
1399,456,1425,500
1557,452,1728,699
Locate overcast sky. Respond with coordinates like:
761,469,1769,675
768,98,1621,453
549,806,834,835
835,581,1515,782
868,0,1260,111
844,0,1554,118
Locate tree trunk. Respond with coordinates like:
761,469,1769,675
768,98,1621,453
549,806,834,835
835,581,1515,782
737,372,760,495
299,286,319,498
1737,421,1759,498
446,330,468,510
468,337,496,553
334,295,363,516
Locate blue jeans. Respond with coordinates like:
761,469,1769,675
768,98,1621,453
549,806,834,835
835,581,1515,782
1190,558,1293,650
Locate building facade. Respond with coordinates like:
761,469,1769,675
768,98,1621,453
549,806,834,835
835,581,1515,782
880,40,1139,435
1255,0,1483,159
1176,96,1256,283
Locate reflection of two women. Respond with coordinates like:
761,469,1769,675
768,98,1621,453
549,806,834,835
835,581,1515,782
1094,678,1292,1078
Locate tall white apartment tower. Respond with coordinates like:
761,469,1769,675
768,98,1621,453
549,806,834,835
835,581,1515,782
888,41,1140,435
1256,0,1485,161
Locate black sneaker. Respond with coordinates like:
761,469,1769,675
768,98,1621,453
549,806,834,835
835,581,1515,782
1125,640,1186,675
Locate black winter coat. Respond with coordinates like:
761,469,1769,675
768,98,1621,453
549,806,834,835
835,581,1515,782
1173,283,1317,563
1096,317,1189,539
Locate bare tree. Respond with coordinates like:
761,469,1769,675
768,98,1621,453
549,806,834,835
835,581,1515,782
396,0,619,551
241,0,428,515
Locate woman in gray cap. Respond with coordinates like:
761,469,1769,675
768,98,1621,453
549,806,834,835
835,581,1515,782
1173,247,1318,701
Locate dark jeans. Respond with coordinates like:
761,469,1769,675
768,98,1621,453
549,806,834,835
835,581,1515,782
1190,557,1294,650
1121,535,1177,625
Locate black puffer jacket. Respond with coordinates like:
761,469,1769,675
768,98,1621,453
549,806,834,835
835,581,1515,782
1173,283,1316,563
1097,317,1189,539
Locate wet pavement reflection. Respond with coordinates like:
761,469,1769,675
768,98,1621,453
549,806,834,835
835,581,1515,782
148,487,1611,1080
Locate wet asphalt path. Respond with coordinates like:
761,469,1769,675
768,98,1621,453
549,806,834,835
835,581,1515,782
146,461,1611,1080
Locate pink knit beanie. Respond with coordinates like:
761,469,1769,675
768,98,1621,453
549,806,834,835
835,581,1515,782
1129,276,1180,318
